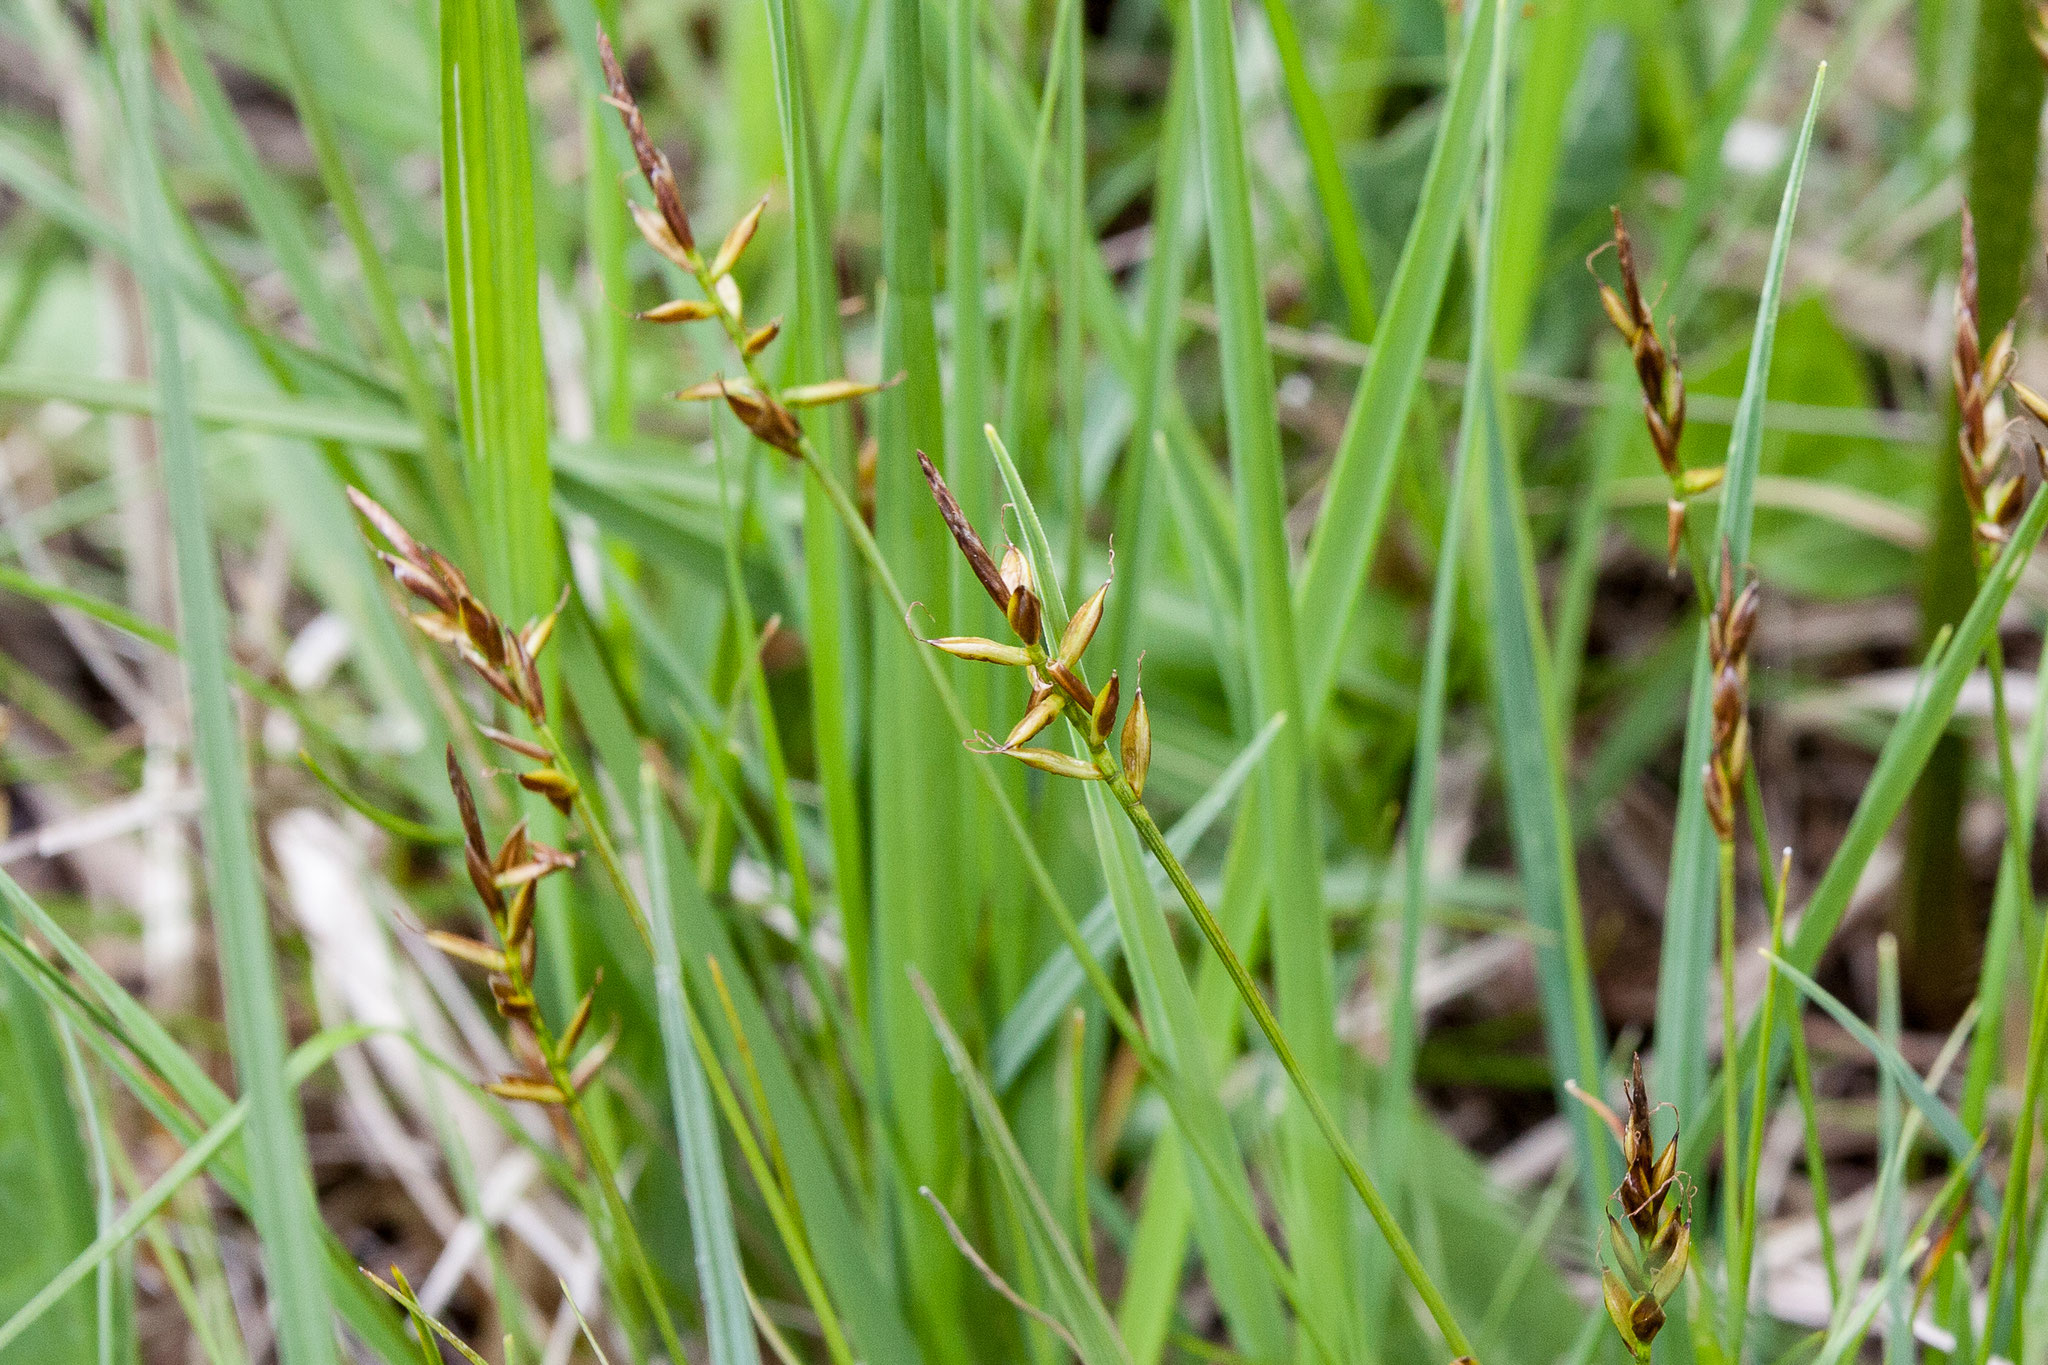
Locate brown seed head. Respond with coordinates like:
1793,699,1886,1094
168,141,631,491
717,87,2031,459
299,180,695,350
917,450,1010,609
597,27,695,256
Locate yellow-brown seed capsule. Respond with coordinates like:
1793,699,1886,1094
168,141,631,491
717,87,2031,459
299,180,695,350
637,298,720,324
1000,747,1102,781
1056,582,1109,668
487,1074,568,1106
425,931,508,973
1003,689,1065,749
742,318,781,356
1090,671,1120,745
518,767,580,814
1121,685,1151,798
710,195,769,280
782,376,894,408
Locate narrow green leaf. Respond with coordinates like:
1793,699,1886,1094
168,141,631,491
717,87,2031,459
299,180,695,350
1655,64,1827,1126
1184,0,1359,1346
1292,0,1505,731
440,0,557,619
915,975,1134,1365
0,1028,374,1356
639,769,762,1365
108,3,336,1358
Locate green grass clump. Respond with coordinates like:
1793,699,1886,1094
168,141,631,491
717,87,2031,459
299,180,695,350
3,2,2048,1364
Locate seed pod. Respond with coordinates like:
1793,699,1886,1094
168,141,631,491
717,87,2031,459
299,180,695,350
1607,1214,1648,1292
782,377,891,407
1056,582,1110,668
628,201,697,272
425,931,508,973
504,881,536,957
487,1074,568,1105
1649,1220,1689,1303
1629,1292,1665,1346
1002,747,1103,780
1090,671,1120,745
380,555,456,615
1679,464,1725,496
719,379,804,457
999,545,1032,598
519,768,580,814
479,723,551,762
636,297,719,324
597,28,695,256
2010,377,2048,429
1006,587,1043,646
348,487,426,567
561,973,602,1054
570,1021,621,1091
716,274,743,319
742,318,781,356
918,450,1009,609
923,635,1034,667
1602,1269,1641,1354
1120,686,1151,798
489,975,532,1021
520,585,571,660
1045,661,1094,713
674,378,741,402
1665,500,1685,577
711,195,769,280
1003,689,1065,749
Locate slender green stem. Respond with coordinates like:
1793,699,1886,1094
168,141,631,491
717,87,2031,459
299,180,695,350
1718,832,1743,1353
492,899,683,1365
1787,990,1840,1312
535,719,652,950
1103,758,1472,1356
1734,848,1790,1363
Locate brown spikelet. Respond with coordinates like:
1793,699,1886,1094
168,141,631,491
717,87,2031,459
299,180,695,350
918,450,1009,608
596,27,695,256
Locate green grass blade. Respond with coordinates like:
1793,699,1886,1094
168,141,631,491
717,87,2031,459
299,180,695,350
1763,952,1994,1220
751,0,872,1018
108,3,336,1358
1654,63,1826,1126
874,0,973,1341
0,1027,372,1356
1184,0,1361,1348
988,714,1283,1088
1254,0,1374,335
255,0,466,528
915,975,1134,1365
440,0,557,620
1490,0,1593,362
1475,309,1611,1226
0,929,99,1360
1079,782,1290,1360
1292,0,1504,732
639,769,762,1365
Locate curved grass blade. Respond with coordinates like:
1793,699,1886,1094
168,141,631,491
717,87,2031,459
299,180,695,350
0,1027,375,1355
1654,63,1826,1126
915,974,1134,1365
639,768,761,1365
1184,0,1366,1343
989,713,1284,1088
1293,0,1505,732
108,3,336,1357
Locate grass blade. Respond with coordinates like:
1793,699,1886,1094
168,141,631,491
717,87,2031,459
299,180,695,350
1184,0,1365,1346
639,768,762,1365
1292,0,1504,731
108,4,336,1358
915,974,1134,1365
0,1027,372,1356
440,0,557,620
1654,63,1826,1126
